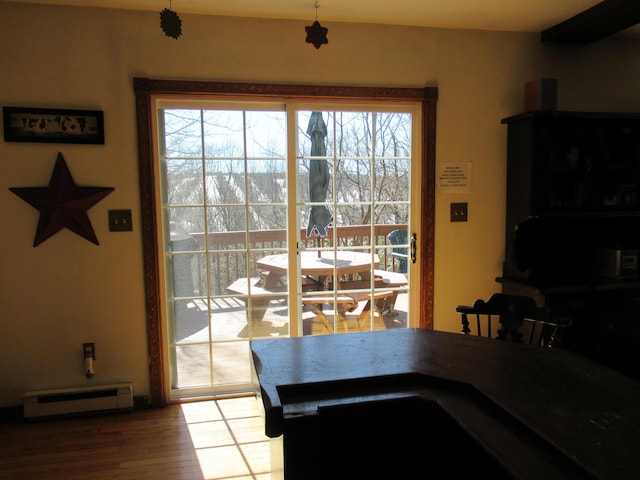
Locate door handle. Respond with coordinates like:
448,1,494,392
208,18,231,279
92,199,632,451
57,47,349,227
410,233,417,264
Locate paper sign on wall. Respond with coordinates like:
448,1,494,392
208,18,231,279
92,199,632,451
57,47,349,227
436,162,472,193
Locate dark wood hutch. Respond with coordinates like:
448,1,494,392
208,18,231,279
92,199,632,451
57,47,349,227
499,110,640,379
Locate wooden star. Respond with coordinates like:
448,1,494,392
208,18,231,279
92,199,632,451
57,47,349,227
9,152,114,247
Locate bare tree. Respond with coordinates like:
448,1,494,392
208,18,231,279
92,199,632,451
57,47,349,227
162,108,411,236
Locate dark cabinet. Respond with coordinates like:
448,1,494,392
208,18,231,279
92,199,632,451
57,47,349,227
555,288,640,377
500,279,640,378
503,111,640,218
500,111,640,378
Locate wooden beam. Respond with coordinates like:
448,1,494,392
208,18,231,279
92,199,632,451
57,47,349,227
541,0,640,44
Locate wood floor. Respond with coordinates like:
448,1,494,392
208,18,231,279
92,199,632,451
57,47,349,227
0,396,271,480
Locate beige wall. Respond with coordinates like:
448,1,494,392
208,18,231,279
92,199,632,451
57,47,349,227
2,1,640,407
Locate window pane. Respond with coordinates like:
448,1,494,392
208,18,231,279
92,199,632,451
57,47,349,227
171,253,202,298
297,157,335,205
334,111,372,157
245,111,286,158
206,205,247,237
336,157,372,203
375,113,412,157
248,205,286,235
205,159,246,204
211,307,244,342
166,159,204,205
212,342,252,387
209,251,248,294
169,208,206,244
174,299,209,343
375,158,410,202
297,110,334,158
247,158,287,204
175,344,211,388
163,109,204,158
202,110,245,158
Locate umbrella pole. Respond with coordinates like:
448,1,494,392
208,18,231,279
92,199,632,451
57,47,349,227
317,236,321,258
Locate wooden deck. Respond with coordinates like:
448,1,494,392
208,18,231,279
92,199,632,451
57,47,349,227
174,292,408,390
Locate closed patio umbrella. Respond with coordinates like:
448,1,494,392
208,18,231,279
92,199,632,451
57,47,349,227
306,112,333,241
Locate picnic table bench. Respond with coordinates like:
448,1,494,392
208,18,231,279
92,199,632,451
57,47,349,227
226,277,287,323
302,290,396,332
227,269,407,326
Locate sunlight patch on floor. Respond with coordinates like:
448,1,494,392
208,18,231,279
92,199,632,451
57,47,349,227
181,397,271,479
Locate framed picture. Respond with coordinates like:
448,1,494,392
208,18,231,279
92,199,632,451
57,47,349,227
3,107,104,144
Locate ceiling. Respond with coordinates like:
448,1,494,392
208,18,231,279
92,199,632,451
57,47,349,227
6,0,640,40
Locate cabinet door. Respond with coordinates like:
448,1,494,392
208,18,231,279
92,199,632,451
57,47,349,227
547,293,593,355
548,291,640,380
535,118,640,215
596,291,640,379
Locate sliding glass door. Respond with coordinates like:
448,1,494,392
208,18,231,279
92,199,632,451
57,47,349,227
293,108,414,337
155,99,421,399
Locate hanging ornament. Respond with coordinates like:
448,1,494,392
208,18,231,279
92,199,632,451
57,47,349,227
160,0,182,39
305,2,328,49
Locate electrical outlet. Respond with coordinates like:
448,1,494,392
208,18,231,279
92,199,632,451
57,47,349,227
108,209,132,232
83,342,95,378
83,342,95,360
450,202,468,222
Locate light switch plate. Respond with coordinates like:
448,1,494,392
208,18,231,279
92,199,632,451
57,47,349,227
108,209,133,232
450,202,468,222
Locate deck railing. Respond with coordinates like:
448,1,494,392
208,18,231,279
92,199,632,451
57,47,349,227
185,224,407,296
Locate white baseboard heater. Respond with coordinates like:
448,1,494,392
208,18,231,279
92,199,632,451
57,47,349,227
23,382,133,419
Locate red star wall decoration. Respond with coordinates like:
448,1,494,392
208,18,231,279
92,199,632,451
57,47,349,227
9,152,114,247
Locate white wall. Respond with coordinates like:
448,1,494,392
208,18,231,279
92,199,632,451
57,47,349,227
1,1,640,406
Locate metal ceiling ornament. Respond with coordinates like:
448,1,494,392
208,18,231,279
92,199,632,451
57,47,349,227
160,0,182,39
305,2,328,49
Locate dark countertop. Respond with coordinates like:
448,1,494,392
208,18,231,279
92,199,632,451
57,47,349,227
251,329,640,479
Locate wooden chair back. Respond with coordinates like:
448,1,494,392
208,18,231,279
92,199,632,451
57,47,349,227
456,293,571,347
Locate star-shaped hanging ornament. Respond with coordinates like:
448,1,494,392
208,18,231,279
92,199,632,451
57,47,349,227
305,2,328,49
160,3,182,39
10,152,114,247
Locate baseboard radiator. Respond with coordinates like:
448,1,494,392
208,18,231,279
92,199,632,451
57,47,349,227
23,382,133,419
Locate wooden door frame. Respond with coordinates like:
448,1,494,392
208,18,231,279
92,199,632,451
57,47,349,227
133,78,437,407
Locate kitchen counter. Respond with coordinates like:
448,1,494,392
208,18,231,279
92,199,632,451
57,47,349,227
251,328,640,479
